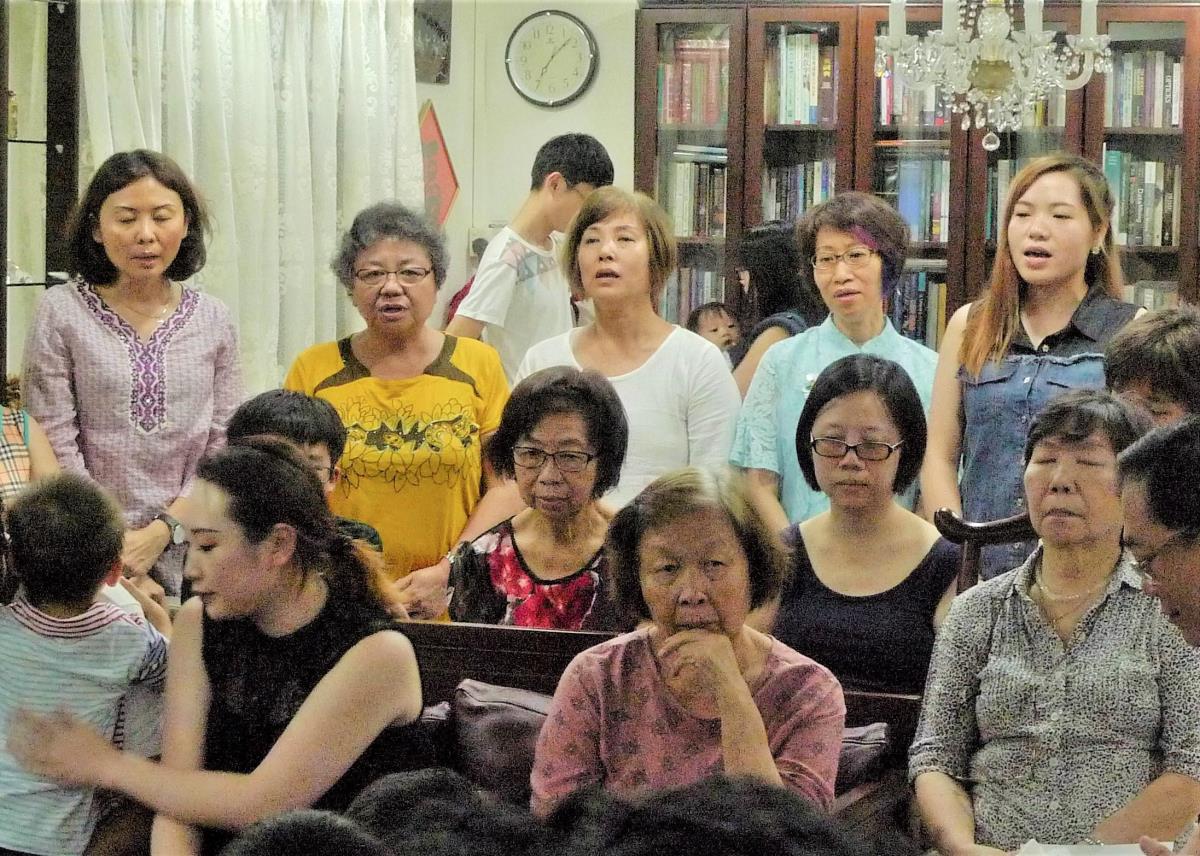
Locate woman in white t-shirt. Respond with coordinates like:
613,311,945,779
517,188,740,506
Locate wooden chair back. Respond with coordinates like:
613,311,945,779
933,508,1036,592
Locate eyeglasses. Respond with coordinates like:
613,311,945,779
308,462,336,481
810,247,876,271
810,436,904,462
513,446,597,474
1130,529,1200,580
353,267,432,287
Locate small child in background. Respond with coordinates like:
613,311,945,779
0,473,169,856
686,301,742,364
225,389,384,551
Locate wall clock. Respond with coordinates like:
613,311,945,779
504,10,598,108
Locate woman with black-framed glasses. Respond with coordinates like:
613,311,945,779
767,354,959,694
448,366,629,630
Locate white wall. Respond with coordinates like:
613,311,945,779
417,0,637,324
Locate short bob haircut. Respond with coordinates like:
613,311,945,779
331,202,447,294
5,472,124,606
561,187,677,308
488,366,628,498
795,354,927,494
1105,305,1200,416
606,467,787,621
795,192,910,304
1023,388,1150,466
67,149,211,285
1118,415,1200,534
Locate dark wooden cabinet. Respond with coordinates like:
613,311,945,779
635,1,1200,341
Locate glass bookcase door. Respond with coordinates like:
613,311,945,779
652,20,734,324
745,7,855,232
857,10,965,350
1088,16,1194,310
6,0,50,376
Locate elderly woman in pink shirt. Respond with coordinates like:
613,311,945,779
530,467,845,815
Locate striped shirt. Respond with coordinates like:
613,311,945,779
0,596,168,856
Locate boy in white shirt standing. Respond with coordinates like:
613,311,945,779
446,133,613,382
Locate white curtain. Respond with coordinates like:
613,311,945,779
63,0,424,392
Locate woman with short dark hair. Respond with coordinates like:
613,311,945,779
770,355,958,694
286,202,515,619
23,149,241,596
449,366,629,630
516,188,740,508
531,467,844,816
912,390,1200,852
730,192,937,535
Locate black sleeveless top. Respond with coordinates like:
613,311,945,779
773,531,959,694
199,596,433,854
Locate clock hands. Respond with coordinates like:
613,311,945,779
536,37,575,86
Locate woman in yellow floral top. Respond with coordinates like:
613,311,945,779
285,203,516,618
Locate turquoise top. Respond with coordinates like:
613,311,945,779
730,316,938,523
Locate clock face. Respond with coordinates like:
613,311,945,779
505,10,598,108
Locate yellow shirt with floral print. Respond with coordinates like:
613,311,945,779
285,335,509,580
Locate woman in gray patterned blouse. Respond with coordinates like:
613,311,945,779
910,389,1200,854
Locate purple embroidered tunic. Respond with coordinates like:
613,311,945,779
23,280,242,593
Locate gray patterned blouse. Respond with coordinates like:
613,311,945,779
910,549,1200,849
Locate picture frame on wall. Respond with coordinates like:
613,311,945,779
415,0,452,84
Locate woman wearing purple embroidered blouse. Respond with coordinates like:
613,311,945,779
530,467,845,816
23,150,241,596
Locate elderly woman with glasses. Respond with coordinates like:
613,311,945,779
768,354,958,695
912,390,1200,853
449,366,628,630
730,192,937,534
286,203,517,619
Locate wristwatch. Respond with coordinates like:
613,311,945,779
154,511,186,546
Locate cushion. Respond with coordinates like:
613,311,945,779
450,679,893,803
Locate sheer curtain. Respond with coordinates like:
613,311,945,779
70,0,423,392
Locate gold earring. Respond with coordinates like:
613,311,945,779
1090,246,1101,256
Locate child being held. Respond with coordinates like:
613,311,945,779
686,301,741,365
0,474,169,856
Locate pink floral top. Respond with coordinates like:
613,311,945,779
23,280,242,593
448,518,619,631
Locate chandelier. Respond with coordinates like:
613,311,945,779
876,0,1112,149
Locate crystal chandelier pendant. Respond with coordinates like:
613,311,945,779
878,0,1111,148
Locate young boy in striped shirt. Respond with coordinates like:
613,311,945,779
0,474,169,856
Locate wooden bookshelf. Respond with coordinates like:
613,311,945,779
636,1,1200,334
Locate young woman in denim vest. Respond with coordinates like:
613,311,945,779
921,153,1140,581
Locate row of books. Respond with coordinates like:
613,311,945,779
879,154,951,243
762,28,838,126
657,37,731,126
1103,48,1183,129
1124,280,1179,311
886,267,947,350
659,266,725,325
1103,146,1181,247
666,145,729,238
878,71,946,128
760,160,836,221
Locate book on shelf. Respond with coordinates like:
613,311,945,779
878,67,944,128
887,156,950,243
666,145,729,238
761,159,836,221
660,266,726,324
658,35,731,126
1101,144,1180,247
886,258,947,349
763,27,838,126
1104,45,1183,129
1122,280,1179,311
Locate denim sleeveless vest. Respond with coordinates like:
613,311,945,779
958,289,1139,580
960,353,1107,578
